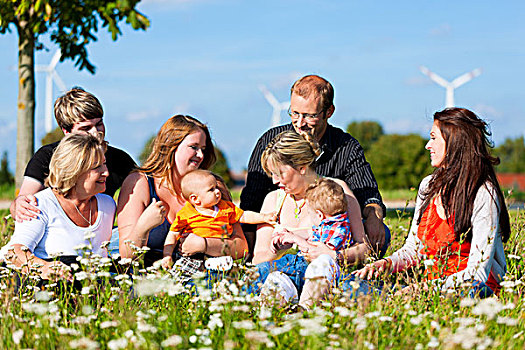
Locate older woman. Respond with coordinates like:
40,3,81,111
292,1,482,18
117,115,248,267
354,108,510,298
248,131,370,301
0,133,114,281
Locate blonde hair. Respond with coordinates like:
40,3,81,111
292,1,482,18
261,130,321,176
291,75,334,111
305,178,347,216
139,115,216,194
54,88,103,132
180,170,215,200
45,133,107,196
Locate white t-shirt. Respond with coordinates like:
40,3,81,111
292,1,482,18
0,188,116,260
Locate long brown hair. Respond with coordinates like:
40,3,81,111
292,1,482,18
138,115,216,193
418,108,510,243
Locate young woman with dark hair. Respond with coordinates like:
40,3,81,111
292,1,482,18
354,108,510,297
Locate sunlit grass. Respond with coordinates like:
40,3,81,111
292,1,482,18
0,205,524,349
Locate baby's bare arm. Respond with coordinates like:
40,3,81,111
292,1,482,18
240,211,277,225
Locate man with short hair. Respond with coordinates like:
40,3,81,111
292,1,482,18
240,75,388,258
10,87,136,222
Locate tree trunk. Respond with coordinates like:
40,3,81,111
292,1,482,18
15,23,35,190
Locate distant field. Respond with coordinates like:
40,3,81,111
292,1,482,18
0,183,15,200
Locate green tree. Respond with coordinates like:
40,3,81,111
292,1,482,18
139,135,234,188
493,136,525,173
0,0,149,188
367,134,433,190
41,126,64,145
0,151,14,185
346,120,384,153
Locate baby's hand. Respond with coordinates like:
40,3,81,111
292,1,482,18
270,235,283,254
263,211,278,225
161,256,174,270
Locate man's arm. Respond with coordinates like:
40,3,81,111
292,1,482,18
10,177,44,222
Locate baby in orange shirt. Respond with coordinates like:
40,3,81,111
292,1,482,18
162,170,275,270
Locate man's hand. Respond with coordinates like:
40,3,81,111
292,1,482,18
11,195,40,222
363,204,385,256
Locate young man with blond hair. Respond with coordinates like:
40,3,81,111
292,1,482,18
10,87,135,222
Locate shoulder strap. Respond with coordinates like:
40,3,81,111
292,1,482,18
146,175,160,203
274,189,287,223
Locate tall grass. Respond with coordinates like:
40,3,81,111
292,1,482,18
0,208,523,349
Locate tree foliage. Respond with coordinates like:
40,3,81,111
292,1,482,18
346,120,384,153
0,151,14,185
0,0,149,187
41,126,64,145
493,136,525,173
367,134,433,190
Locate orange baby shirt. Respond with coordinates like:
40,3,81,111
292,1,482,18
169,200,244,238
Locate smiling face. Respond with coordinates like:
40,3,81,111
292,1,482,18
289,93,333,140
66,118,106,138
192,174,222,208
173,129,207,177
426,121,447,167
75,157,109,197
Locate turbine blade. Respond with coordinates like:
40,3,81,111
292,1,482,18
451,68,482,88
419,66,451,88
51,70,67,91
258,85,281,108
49,50,61,69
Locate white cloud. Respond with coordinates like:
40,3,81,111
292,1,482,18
471,104,503,120
405,75,432,86
430,23,451,37
126,109,162,122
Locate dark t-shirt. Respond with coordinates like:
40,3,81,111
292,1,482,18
24,141,136,197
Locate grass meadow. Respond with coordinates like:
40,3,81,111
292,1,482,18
0,205,524,349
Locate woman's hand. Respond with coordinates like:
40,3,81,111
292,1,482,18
140,198,167,230
353,258,391,280
302,241,335,262
161,256,174,270
41,261,73,282
178,233,206,256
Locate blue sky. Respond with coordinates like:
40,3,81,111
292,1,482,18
1,0,524,172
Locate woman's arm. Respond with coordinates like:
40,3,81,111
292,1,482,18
440,185,504,290
252,191,283,264
5,244,72,281
117,173,166,259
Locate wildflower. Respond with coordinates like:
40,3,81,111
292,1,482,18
364,340,375,349
379,316,393,322
353,317,367,331
365,311,380,318
100,321,119,329
459,297,476,308
269,323,294,336
69,337,99,349
471,298,504,319
334,306,353,317
427,337,439,348
81,286,91,295
207,313,223,331
232,320,255,330
58,327,81,336
245,331,274,348
107,338,128,350
34,291,51,302
75,271,89,281
409,314,424,325
137,320,158,333
508,254,522,260
161,335,183,347
12,329,23,345
496,316,519,326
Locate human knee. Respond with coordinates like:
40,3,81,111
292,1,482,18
304,254,340,285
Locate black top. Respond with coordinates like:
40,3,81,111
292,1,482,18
24,141,136,197
240,123,385,217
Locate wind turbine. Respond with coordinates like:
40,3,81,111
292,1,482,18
420,66,482,108
259,85,290,127
36,50,67,132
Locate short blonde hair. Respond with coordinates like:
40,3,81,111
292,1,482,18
180,170,215,200
45,133,107,196
261,130,321,176
305,178,347,217
138,115,216,194
54,88,103,132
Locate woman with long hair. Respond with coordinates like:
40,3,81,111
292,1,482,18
117,115,248,267
354,108,510,297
